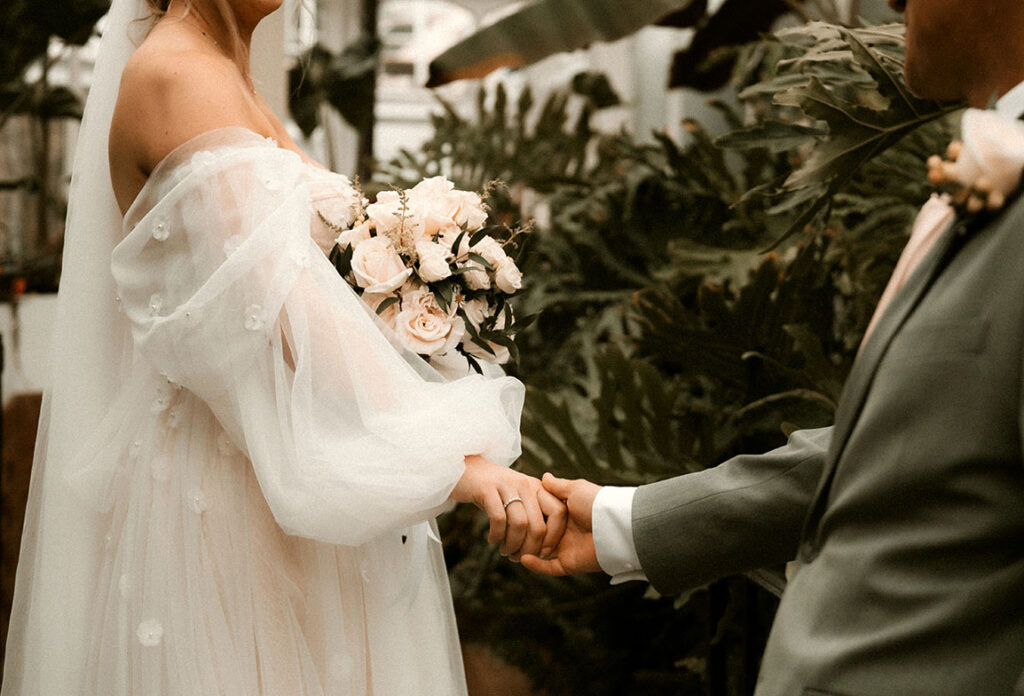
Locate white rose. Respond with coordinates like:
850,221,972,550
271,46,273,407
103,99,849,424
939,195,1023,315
402,286,456,317
470,236,507,267
460,299,511,364
409,176,455,199
493,258,523,294
956,109,1024,195
428,349,474,380
407,177,489,231
337,220,372,249
366,190,405,235
395,305,465,356
453,190,488,230
439,226,470,256
351,236,412,293
408,178,458,221
462,266,491,290
418,211,459,242
460,297,489,331
415,241,452,283
316,187,361,230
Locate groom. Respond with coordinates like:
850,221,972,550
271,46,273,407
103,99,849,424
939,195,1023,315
523,1,1024,694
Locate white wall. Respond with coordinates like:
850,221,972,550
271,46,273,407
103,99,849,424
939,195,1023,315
252,5,289,121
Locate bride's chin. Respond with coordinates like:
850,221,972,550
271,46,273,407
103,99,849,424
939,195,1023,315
229,0,284,23
257,0,285,15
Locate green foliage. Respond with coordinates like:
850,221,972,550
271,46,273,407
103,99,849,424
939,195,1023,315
288,39,380,137
721,22,963,244
518,237,847,496
377,80,595,194
0,0,109,88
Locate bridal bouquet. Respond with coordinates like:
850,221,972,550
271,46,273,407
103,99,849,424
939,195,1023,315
320,176,528,372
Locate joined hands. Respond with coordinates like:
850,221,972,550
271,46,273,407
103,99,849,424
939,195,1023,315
450,455,568,561
520,473,602,576
451,460,603,573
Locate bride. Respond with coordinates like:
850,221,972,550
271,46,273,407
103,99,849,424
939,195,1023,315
1,0,565,694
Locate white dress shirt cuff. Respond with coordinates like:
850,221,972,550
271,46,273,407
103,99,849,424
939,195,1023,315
592,486,647,584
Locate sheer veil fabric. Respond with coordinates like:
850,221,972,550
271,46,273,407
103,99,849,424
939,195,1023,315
2,2,524,694
2,1,144,692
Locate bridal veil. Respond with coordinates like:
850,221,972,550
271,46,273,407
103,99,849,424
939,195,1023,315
2,0,144,692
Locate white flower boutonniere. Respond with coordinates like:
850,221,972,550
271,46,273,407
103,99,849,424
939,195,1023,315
927,109,1024,219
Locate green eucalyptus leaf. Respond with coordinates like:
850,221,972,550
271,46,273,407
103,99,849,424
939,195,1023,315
375,295,400,315
329,243,354,276
467,252,494,270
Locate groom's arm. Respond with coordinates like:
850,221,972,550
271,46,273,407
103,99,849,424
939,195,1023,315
632,427,831,595
522,427,831,585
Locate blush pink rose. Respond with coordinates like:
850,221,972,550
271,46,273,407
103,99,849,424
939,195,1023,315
351,236,412,293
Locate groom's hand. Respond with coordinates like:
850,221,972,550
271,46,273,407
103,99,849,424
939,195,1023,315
521,473,602,576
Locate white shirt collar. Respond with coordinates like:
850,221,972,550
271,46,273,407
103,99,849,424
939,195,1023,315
995,81,1024,119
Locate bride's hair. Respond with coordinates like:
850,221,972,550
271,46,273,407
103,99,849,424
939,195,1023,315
144,0,250,76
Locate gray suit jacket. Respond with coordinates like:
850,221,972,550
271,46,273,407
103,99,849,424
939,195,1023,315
633,195,1024,695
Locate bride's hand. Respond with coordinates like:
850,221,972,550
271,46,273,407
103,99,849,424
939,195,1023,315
450,455,568,560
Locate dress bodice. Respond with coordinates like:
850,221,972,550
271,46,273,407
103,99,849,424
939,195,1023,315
124,127,361,257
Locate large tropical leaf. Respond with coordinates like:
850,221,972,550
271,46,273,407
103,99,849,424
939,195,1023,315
717,22,963,245
426,0,696,87
288,38,379,137
666,0,791,91
518,348,704,483
0,0,109,86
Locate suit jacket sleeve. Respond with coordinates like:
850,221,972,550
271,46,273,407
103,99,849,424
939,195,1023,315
632,426,831,595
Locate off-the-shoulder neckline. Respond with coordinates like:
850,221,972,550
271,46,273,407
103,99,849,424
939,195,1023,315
124,126,288,221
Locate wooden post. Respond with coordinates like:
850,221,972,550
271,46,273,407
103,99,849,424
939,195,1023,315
357,0,378,182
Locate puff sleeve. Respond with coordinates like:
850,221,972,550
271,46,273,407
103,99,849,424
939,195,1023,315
111,140,524,546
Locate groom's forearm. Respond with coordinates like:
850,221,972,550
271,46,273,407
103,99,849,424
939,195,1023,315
632,426,831,595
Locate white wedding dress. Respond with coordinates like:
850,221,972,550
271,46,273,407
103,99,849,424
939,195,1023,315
21,127,523,695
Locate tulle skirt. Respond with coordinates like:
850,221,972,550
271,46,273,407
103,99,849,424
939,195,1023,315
79,378,467,696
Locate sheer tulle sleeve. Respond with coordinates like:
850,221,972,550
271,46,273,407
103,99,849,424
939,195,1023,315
110,138,524,546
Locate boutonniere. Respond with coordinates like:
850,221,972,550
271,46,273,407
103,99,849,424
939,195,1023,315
926,109,1024,222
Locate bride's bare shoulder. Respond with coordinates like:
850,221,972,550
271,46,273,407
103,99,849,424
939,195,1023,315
109,25,265,210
